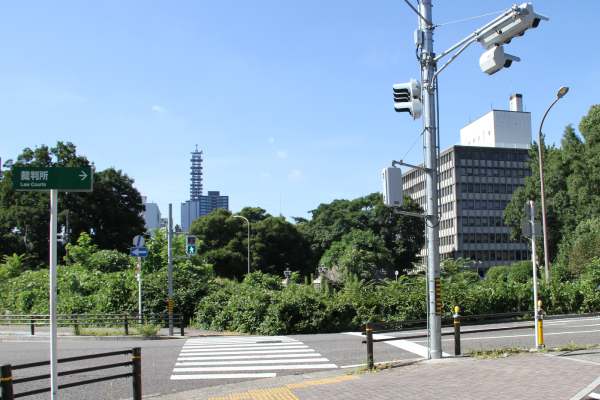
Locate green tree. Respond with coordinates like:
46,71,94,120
319,229,393,280
297,192,424,273
0,142,146,266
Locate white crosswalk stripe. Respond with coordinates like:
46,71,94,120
170,335,338,380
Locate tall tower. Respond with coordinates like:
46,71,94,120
190,145,203,201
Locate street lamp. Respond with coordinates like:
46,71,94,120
233,215,250,274
395,270,399,282
538,87,569,284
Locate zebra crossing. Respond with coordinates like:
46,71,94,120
170,335,338,380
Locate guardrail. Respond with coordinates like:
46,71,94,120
362,310,535,369
0,347,141,400
0,313,185,336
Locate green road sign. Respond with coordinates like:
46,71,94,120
12,167,93,192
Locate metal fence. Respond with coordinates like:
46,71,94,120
0,347,141,400
362,310,536,368
0,313,185,336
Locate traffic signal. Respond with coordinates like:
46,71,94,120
477,3,548,50
57,226,66,245
186,235,197,255
393,78,422,119
479,45,521,75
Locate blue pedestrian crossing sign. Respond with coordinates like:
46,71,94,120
130,247,148,257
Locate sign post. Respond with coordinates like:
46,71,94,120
132,236,145,324
523,200,543,349
12,167,93,400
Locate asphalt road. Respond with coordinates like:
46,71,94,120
2,314,599,399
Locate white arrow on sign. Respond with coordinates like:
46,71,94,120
132,248,141,256
79,171,88,181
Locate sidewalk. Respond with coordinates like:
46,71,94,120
0,324,222,340
152,350,600,400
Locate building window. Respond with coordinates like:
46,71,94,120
483,251,489,261
469,217,475,227
462,201,467,210
490,250,496,260
482,201,487,210
482,217,488,227
463,235,468,244
475,217,481,226
496,218,502,227
469,201,474,210
476,234,482,243
483,234,488,243
493,169,499,177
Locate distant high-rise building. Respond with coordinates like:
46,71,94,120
181,147,229,232
190,146,203,200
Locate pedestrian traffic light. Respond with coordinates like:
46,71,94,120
477,3,548,50
479,45,521,75
186,235,197,255
393,79,422,120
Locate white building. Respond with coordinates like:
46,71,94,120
460,94,531,149
141,196,162,231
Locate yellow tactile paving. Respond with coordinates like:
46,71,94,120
209,375,360,399
247,387,299,400
228,393,252,399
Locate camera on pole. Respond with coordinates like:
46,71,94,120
477,3,548,75
479,45,521,75
393,78,422,120
186,235,197,255
477,3,548,50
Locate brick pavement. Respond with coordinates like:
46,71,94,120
170,353,600,400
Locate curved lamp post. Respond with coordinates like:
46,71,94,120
538,87,569,284
233,215,250,274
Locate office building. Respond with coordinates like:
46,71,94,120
402,94,533,273
141,196,162,231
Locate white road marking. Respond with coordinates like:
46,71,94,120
586,393,600,399
342,332,449,358
180,345,308,352
171,373,277,380
176,358,331,366
178,353,323,361
179,349,316,356
173,364,338,372
170,336,337,380
181,342,303,349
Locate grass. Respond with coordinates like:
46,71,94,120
466,342,598,359
350,361,395,375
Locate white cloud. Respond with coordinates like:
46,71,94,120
268,137,274,144
289,169,302,179
152,105,168,113
277,151,287,158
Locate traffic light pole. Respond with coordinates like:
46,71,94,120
419,0,442,360
168,203,173,336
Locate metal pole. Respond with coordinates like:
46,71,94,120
538,97,559,285
419,0,442,359
132,347,142,400
453,306,461,356
531,210,540,349
49,189,58,399
0,364,14,400
168,204,173,336
365,321,374,369
247,221,250,274
138,257,142,324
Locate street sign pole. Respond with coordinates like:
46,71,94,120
138,257,142,324
49,189,58,400
419,0,442,360
168,204,173,336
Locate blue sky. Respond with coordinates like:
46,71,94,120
1,1,598,226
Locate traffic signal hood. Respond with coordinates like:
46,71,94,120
393,78,422,120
